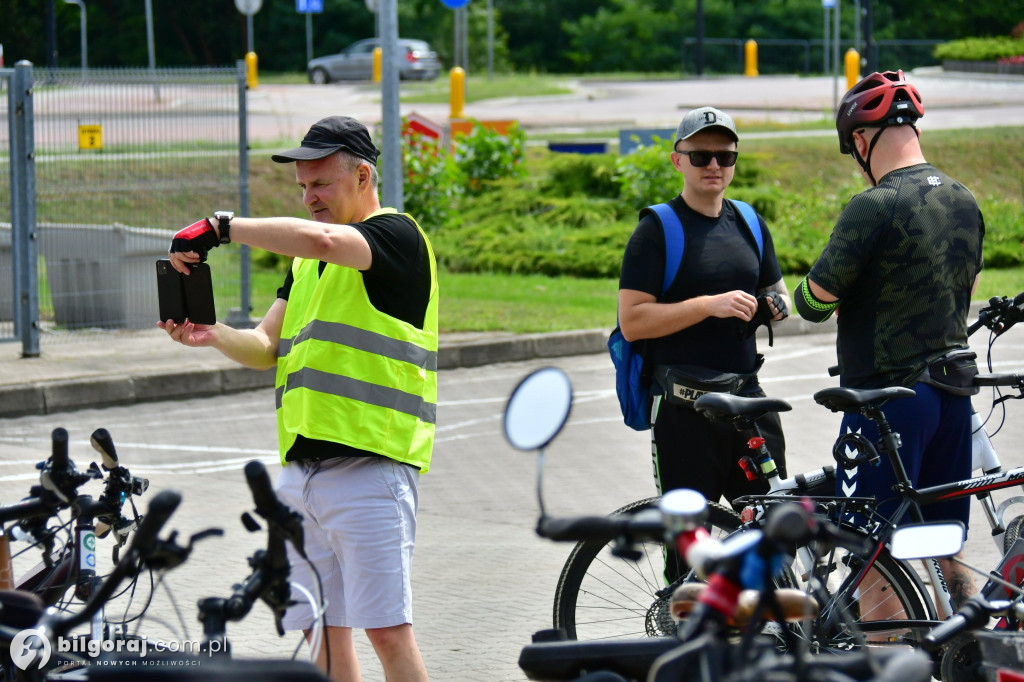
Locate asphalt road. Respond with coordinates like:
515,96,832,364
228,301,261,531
3,322,1023,681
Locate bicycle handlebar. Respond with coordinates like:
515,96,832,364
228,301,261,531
536,510,665,544
49,489,181,637
90,428,119,470
921,595,993,649
975,372,1024,388
50,428,69,470
0,497,55,526
244,460,279,520
764,502,874,555
968,291,1024,336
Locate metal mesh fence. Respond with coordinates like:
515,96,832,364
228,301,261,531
2,66,247,345
681,39,945,76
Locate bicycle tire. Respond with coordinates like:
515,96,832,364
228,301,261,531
552,496,742,640
1003,515,1024,554
804,536,934,650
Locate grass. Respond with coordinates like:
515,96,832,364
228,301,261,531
242,268,1024,334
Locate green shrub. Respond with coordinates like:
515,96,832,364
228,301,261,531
934,37,1024,61
402,134,466,229
451,120,528,194
614,138,682,210
542,153,621,198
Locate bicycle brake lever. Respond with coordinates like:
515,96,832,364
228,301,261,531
190,528,225,545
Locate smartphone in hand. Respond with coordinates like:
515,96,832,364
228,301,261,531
155,259,216,325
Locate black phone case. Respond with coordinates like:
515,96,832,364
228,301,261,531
181,262,217,325
155,259,216,325
156,259,187,324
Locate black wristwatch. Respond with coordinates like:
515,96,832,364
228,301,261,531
214,210,234,244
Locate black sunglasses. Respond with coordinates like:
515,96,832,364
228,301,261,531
674,150,739,168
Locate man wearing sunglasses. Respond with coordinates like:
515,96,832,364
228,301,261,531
618,106,790,521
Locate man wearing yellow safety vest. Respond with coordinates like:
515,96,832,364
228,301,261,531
161,115,436,682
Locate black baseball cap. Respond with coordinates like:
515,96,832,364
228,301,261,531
271,116,381,166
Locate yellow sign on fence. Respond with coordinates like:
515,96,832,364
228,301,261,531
78,124,103,150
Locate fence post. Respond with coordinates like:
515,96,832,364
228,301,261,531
10,61,39,357
231,60,253,329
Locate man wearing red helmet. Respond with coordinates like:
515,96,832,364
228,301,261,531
795,71,985,610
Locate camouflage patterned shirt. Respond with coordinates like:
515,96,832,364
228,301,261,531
808,163,984,389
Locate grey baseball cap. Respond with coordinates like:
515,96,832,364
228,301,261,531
674,107,739,145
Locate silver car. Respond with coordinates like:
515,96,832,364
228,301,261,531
307,38,442,83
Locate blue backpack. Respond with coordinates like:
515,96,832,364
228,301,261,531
609,200,763,431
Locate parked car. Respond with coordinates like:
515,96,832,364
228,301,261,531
307,38,442,83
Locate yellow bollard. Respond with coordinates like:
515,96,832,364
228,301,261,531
373,47,382,83
450,66,465,120
845,48,861,91
245,52,258,89
744,40,758,77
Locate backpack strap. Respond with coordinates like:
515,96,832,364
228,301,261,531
648,203,685,296
730,199,764,261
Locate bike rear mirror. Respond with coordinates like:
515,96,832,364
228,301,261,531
504,367,573,452
889,522,965,560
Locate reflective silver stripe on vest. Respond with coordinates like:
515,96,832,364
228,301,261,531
277,320,437,371
276,367,437,425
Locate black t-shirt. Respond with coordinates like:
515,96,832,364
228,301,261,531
277,211,431,329
618,196,782,374
278,211,432,462
808,164,984,389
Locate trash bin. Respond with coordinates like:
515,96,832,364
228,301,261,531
39,222,171,329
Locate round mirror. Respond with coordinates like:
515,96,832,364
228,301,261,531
503,367,573,451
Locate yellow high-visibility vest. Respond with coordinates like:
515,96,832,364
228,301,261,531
275,210,438,472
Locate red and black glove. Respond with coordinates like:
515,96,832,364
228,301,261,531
169,218,220,259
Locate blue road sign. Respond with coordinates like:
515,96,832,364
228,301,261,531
440,0,470,8
297,0,323,13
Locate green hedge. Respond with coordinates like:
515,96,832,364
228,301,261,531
429,132,1023,279
934,37,1024,61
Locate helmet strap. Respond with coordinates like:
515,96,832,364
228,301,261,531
852,124,890,186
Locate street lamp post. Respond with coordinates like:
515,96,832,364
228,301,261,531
63,0,87,82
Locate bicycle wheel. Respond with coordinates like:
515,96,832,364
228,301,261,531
552,496,741,640
799,536,934,650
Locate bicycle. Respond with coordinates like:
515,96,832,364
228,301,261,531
552,292,1024,644
1,427,152,650
1,483,330,682
503,369,936,682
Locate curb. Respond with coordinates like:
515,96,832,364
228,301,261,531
0,329,613,419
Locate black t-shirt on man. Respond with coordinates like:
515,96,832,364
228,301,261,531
618,195,782,374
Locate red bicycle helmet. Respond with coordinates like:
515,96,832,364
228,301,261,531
835,70,924,154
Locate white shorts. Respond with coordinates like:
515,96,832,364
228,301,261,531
274,456,420,630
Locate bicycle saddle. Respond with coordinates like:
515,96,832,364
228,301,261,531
693,393,792,422
813,386,915,413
